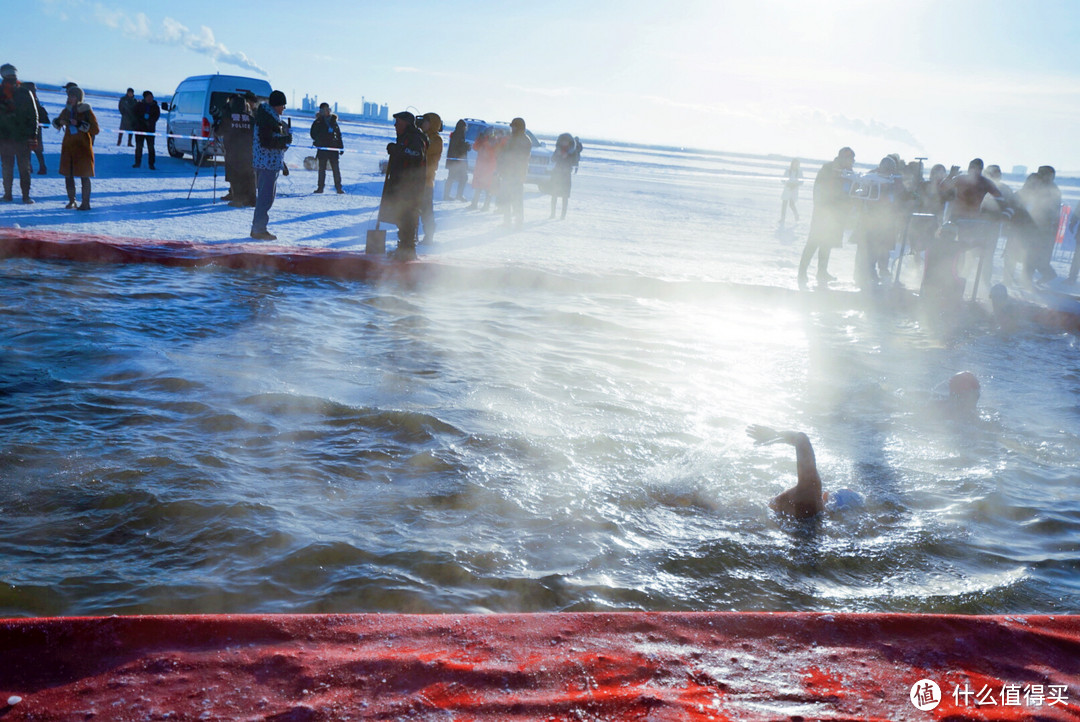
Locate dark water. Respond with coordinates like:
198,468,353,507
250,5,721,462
1,248,1078,618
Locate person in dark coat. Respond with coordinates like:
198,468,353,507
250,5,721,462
548,132,579,219
499,117,531,228
53,85,99,210
117,88,136,146
309,102,344,194
21,81,48,175
379,110,426,261
0,63,38,203
797,146,856,284
443,119,470,201
220,93,256,207
131,90,160,170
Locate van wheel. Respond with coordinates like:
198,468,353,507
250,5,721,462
167,136,184,159
192,141,208,167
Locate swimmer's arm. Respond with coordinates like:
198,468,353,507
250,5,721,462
746,425,805,447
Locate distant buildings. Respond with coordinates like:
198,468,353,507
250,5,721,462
300,93,388,122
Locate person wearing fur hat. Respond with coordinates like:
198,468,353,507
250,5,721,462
250,89,292,240
0,63,39,204
419,112,442,243
309,102,343,194
379,110,426,261
52,85,99,210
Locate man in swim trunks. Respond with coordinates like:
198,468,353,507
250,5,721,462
747,425,825,518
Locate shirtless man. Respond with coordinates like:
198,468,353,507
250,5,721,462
747,425,826,518
941,158,1005,220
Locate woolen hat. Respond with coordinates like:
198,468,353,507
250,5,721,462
0,64,16,79
268,90,287,107
393,111,415,125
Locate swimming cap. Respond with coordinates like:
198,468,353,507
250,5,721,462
948,371,980,398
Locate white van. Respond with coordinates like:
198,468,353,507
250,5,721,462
165,74,273,164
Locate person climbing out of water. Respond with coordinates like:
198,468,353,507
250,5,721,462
797,146,855,286
989,283,1080,336
747,425,826,519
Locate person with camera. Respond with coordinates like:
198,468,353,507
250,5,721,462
309,102,344,194
220,92,256,207
53,84,99,210
380,110,426,260
250,90,292,241
0,63,39,204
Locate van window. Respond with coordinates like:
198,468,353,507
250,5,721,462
172,91,203,115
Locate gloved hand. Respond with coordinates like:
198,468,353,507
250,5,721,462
339,150,344,157
282,163,289,177
283,133,293,146
77,121,90,133
52,117,63,130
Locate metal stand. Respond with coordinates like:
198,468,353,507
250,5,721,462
186,137,222,202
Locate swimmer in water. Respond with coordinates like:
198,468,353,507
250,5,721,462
747,425,825,518
946,370,980,414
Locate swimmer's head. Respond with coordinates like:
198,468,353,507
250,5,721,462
948,371,980,410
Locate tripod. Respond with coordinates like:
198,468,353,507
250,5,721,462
187,137,223,202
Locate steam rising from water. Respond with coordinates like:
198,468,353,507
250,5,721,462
0,250,1076,617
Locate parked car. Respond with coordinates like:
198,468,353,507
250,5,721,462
378,118,553,189
165,74,272,165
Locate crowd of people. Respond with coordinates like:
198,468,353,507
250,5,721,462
1,67,584,255
791,146,1078,295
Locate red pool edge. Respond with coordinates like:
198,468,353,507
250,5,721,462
0,612,1078,721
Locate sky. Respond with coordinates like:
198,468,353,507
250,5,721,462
11,0,1080,172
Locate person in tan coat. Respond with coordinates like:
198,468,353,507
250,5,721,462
53,85,99,210
419,112,442,243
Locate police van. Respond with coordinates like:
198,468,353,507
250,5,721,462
165,74,272,165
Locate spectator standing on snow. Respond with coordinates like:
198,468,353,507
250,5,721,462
797,146,856,285
309,102,344,194
220,93,256,207
53,84,99,210
420,112,443,243
21,82,48,175
468,127,498,210
250,90,292,241
0,63,38,204
499,117,531,228
379,110,426,261
117,88,136,147
548,132,579,220
131,90,160,170
443,119,469,201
